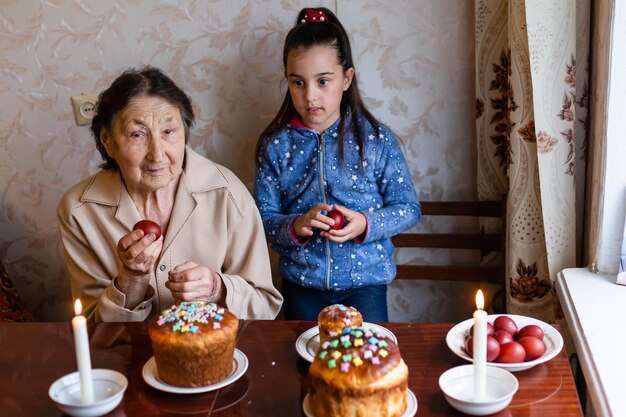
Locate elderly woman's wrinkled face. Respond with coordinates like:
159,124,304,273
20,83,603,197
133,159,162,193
101,96,185,194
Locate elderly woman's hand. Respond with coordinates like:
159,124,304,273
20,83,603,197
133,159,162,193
115,229,163,309
166,261,226,304
118,229,163,274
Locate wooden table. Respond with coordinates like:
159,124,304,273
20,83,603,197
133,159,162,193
0,320,583,416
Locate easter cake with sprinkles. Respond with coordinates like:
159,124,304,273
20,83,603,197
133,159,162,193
149,301,239,387
308,325,408,417
317,304,363,345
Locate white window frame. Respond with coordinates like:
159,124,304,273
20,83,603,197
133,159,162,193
557,2,626,417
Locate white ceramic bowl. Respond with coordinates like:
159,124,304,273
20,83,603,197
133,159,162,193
446,314,563,372
439,364,518,416
49,369,128,417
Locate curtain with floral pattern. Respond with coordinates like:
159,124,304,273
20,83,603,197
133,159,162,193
475,0,590,321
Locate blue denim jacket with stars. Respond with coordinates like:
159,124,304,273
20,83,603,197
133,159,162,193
254,113,420,292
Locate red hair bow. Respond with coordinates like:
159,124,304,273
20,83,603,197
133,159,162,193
301,8,327,23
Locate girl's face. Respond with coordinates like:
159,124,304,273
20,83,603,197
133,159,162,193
286,45,354,133
101,95,186,195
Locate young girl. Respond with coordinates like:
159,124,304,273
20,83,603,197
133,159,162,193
254,7,420,321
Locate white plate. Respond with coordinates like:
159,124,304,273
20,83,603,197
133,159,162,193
49,369,128,417
142,348,248,394
446,314,564,372
302,389,417,417
295,322,398,363
439,365,518,416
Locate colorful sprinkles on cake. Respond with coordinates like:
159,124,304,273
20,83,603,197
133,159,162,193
336,304,360,321
157,301,226,333
318,326,392,373
325,304,361,338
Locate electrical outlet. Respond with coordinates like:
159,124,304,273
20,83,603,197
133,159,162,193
71,93,100,126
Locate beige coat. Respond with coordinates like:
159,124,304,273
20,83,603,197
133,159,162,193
58,148,282,321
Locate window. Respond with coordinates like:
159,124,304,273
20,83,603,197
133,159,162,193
557,2,626,417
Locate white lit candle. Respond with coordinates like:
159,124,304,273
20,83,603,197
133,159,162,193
72,299,94,404
473,289,487,401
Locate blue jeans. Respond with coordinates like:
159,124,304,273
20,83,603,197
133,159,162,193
281,279,389,322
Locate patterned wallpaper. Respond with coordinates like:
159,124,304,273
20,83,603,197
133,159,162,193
0,0,476,321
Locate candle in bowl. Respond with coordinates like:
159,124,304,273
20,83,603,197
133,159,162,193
473,290,487,401
72,299,94,404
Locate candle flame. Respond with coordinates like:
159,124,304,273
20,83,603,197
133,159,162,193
74,299,83,316
475,290,485,310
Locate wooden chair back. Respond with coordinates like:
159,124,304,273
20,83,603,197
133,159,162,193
391,199,506,312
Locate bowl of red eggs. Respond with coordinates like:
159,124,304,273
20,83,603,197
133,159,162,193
445,314,564,372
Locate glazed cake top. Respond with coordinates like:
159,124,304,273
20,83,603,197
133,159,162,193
154,301,236,333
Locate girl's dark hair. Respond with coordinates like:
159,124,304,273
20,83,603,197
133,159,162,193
256,7,380,162
91,66,195,170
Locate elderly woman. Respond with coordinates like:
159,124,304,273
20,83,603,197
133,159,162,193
58,66,282,321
